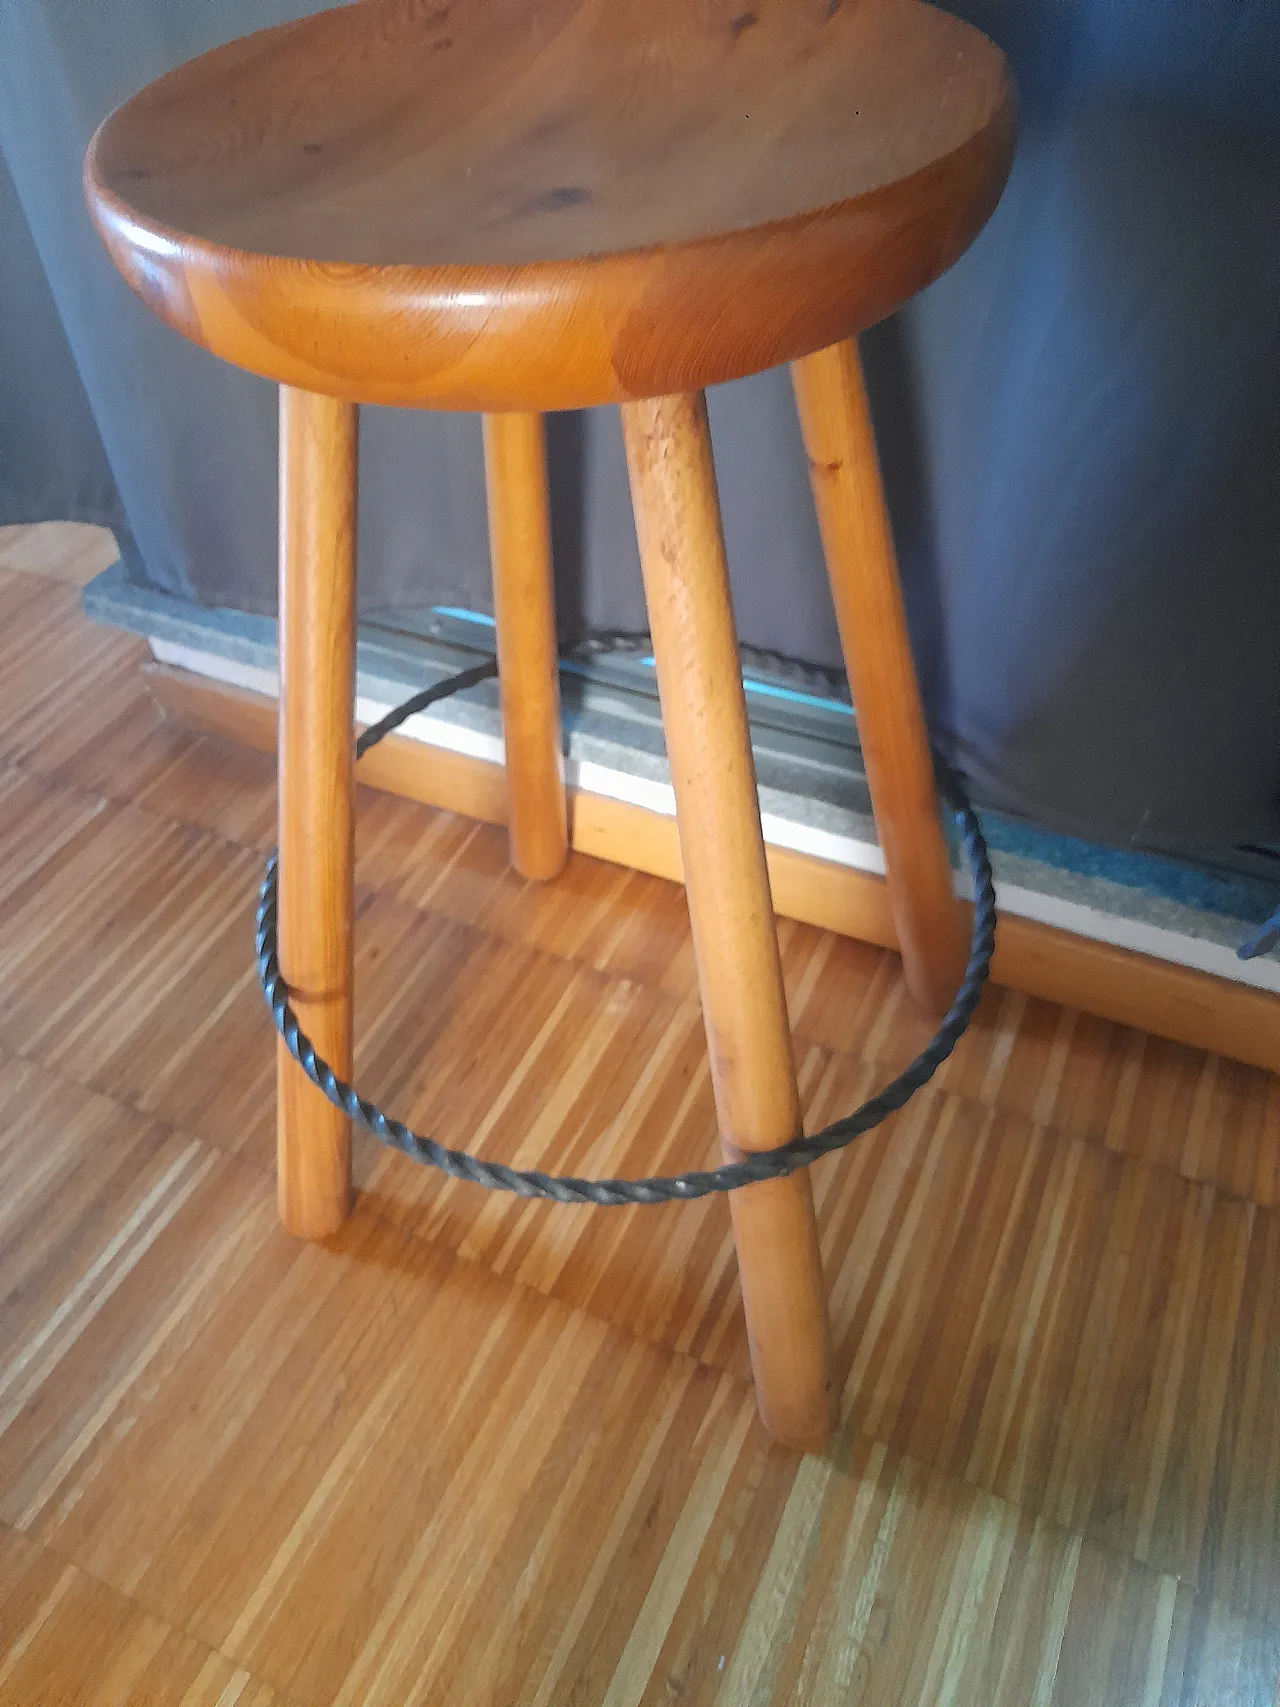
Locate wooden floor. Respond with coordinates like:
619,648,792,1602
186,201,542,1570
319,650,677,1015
0,522,1277,1706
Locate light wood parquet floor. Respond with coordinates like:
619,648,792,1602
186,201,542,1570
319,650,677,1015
0,523,1276,1705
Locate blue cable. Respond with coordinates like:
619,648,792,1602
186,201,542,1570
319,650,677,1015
1238,905,1280,961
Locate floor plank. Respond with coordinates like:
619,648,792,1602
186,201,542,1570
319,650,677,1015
0,521,121,587
0,527,1278,1704
2,1050,1273,1706
0,1524,285,1706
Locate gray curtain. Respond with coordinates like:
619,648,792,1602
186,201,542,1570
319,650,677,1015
2,0,1278,853
0,146,122,533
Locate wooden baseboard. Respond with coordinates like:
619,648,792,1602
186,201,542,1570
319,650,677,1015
145,660,1280,1074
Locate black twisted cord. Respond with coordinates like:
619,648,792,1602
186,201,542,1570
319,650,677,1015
256,658,997,1205
355,657,499,757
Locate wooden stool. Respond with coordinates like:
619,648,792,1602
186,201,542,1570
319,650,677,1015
86,0,1014,1452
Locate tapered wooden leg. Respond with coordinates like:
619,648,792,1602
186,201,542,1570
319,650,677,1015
483,413,568,881
791,339,968,1017
276,387,356,1239
622,392,834,1453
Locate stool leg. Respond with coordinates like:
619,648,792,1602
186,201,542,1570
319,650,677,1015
483,413,569,881
622,392,834,1453
791,339,968,1016
276,387,356,1239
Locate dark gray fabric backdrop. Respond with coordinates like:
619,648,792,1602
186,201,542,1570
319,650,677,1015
1,0,1277,853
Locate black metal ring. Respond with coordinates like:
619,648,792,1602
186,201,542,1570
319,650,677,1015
256,662,996,1205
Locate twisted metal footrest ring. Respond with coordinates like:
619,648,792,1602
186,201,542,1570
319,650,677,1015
257,661,996,1206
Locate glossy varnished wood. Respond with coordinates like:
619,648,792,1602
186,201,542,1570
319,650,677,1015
483,414,569,881
623,392,833,1451
1,535,1279,1703
84,0,1014,409
793,339,968,1015
276,389,356,1238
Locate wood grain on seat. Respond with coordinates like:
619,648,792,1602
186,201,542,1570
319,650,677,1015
85,0,1015,409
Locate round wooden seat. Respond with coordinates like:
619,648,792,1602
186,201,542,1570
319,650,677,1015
86,0,1014,410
